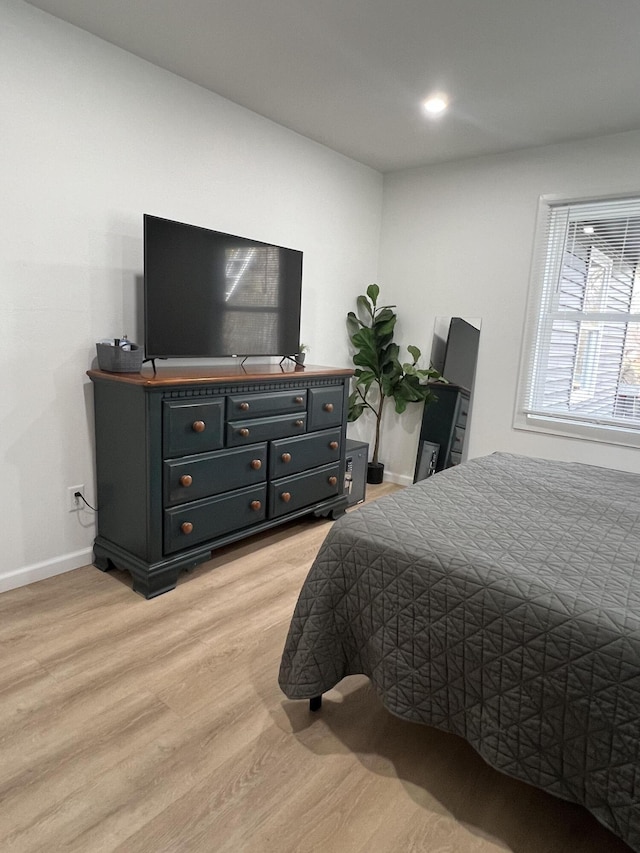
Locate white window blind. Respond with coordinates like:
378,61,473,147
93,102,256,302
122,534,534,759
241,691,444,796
516,194,640,445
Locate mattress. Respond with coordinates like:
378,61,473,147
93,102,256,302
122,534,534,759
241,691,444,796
279,452,640,850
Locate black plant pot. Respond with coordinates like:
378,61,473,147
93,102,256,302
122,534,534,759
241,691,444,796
367,462,384,484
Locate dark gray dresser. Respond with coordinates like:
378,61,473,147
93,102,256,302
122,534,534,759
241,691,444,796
87,364,352,597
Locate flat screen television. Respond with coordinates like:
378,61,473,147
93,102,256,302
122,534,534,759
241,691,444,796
144,214,303,359
442,317,480,391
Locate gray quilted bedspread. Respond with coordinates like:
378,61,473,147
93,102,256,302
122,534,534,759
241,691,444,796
279,452,640,850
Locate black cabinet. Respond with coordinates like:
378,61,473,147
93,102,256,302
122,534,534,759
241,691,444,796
344,439,368,506
88,365,352,598
415,384,470,479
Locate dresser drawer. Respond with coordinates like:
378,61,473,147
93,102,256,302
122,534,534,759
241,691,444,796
451,425,466,453
454,395,469,428
163,399,225,457
227,412,307,446
269,462,341,519
164,483,267,553
270,428,342,478
227,389,307,419
307,387,343,430
163,444,267,506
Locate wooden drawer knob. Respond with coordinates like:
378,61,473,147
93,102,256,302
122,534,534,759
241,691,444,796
181,521,193,535
179,474,193,488
323,403,334,413
328,476,338,486
329,441,339,450
281,452,292,463
250,500,262,511
239,402,250,411
280,491,292,503
294,420,304,428
192,420,206,433
250,459,262,470
294,396,304,404
238,428,250,438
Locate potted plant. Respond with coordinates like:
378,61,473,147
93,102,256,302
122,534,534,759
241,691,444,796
295,343,309,366
347,284,441,483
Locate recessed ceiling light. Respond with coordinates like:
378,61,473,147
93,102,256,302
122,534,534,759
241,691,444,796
422,94,449,115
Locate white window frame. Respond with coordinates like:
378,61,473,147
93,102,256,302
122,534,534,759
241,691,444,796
514,192,640,448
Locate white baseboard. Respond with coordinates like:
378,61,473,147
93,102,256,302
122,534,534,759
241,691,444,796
383,470,413,487
0,548,94,594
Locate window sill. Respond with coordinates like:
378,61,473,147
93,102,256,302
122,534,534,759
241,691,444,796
513,411,640,449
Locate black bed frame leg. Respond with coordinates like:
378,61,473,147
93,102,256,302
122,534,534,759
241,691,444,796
309,695,322,712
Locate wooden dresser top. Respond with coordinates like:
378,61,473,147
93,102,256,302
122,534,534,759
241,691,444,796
87,363,353,387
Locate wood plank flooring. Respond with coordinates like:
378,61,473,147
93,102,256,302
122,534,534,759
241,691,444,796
0,484,633,852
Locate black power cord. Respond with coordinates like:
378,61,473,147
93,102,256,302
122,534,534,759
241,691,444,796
74,491,97,512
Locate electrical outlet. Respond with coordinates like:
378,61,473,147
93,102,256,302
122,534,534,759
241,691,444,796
67,484,84,512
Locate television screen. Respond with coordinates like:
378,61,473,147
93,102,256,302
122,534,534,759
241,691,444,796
144,215,303,359
442,317,480,391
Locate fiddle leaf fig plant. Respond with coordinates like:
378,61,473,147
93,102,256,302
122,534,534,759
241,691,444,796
347,284,441,466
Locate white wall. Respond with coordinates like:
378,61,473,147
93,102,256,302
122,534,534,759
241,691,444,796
7,0,640,593
1,0,383,591
378,131,640,482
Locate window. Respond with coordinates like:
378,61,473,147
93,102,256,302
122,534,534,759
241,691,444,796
515,194,640,446
222,246,282,354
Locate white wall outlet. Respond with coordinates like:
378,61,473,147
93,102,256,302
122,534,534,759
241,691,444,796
67,484,84,512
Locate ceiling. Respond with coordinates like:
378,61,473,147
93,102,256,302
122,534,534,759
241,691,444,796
24,0,640,173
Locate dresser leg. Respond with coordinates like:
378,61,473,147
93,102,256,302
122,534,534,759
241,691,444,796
131,569,180,599
93,554,112,572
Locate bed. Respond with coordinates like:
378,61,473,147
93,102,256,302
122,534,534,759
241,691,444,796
279,452,640,851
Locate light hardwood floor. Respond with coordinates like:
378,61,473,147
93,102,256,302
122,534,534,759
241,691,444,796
0,483,633,852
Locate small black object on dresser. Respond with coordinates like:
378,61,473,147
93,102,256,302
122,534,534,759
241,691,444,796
87,364,352,598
